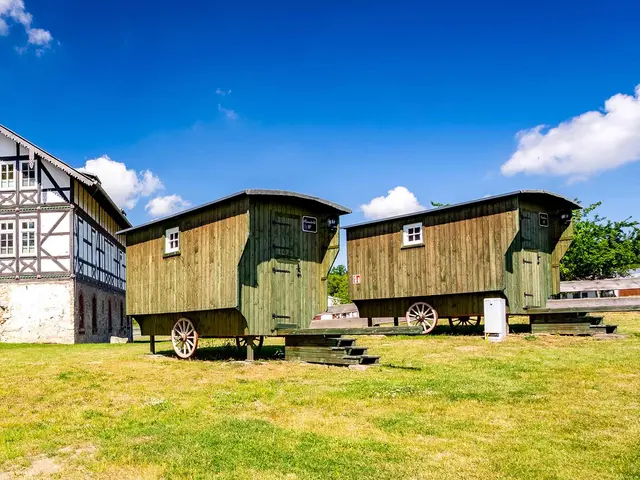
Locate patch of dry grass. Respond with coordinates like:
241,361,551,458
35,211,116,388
1,313,640,479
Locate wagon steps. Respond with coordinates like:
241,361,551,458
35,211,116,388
285,335,380,367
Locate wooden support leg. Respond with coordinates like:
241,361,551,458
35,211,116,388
393,317,399,327
246,338,254,361
367,317,373,327
149,335,156,354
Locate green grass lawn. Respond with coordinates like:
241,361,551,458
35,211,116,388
1,313,640,479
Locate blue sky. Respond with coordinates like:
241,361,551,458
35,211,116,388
2,0,640,265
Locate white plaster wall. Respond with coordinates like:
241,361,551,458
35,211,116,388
0,135,15,156
0,280,75,344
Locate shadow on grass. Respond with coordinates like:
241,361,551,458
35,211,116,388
427,322,530,336
149,340,285,362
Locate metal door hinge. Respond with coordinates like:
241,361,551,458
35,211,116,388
272,267,290,274
272,314,291,320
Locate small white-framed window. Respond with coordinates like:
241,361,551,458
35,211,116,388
402,222,423,247
20,160,37,189
21,220,36,256
539,213,549,228
0,221,15,256
165,227,180,254
0,162,15,190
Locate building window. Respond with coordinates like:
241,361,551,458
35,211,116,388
539,213,549,227
20,160,36,189
0,162,15,190
0,221,15,256
402,222,423,247
165,227,180,254
21,220,36,255
91,295,97,334
108,299,112,332
78,293,85,334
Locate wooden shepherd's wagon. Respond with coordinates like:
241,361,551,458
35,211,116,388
119,190,371,363
345,190,582,333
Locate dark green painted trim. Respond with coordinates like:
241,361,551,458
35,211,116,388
400,243,425,250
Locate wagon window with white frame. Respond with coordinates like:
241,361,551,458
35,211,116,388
21,220,36,255
0,162,15,190
0,221,14,256
165,227,180,254
20,160,36,189
403,222,423,247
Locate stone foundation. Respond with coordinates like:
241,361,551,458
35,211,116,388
0,280,75,344
75,280,128,344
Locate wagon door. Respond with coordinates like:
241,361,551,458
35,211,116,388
520,210,550,308
270,212,302,328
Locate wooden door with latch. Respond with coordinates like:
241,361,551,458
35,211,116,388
520,210,546,308
270,212,302,329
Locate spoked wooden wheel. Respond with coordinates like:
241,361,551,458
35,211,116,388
449,316,481,329
235,336,264,352
171,318,199,359
406,302,438,334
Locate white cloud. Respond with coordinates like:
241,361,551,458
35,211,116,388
145,195,191,218
360,186,425,220
79,156,163,210
27,27,50,45
501,85,640,180
218,104,238,121
0,0,53,52
215,88,231,96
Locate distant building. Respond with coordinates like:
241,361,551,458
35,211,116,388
315,302,359,320
559,272,640,300
0,125,131,344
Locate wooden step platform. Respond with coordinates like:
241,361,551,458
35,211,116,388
285,336,380,366
530,313,618,336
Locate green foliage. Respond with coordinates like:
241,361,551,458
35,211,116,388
430,201,451,208
327,264,350,304
560,201,640,280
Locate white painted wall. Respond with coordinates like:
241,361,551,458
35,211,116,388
0,280,75,343
0,135,15,156
41,162,71,204
40,211,71,272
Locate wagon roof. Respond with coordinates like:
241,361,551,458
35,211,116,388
0,124,132,228
344,190,581,230
117,189,352,234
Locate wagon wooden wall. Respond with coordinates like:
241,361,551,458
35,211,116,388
348,193,576,318
347,197,520,302
126,197,249,316
239,199,340,335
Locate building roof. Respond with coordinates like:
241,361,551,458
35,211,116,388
117,189,352,235
344,190,581,229
0,124,131,228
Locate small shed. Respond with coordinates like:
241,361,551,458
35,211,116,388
118,190,350,357
345,190,581,332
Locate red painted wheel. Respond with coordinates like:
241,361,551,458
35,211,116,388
449,316,481,329
171,318,199,359
235,336,264,352
406,302,438,334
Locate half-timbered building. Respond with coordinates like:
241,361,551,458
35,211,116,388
0,125,132,344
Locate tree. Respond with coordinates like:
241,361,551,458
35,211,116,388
560,201,640,280
327,265,350,304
